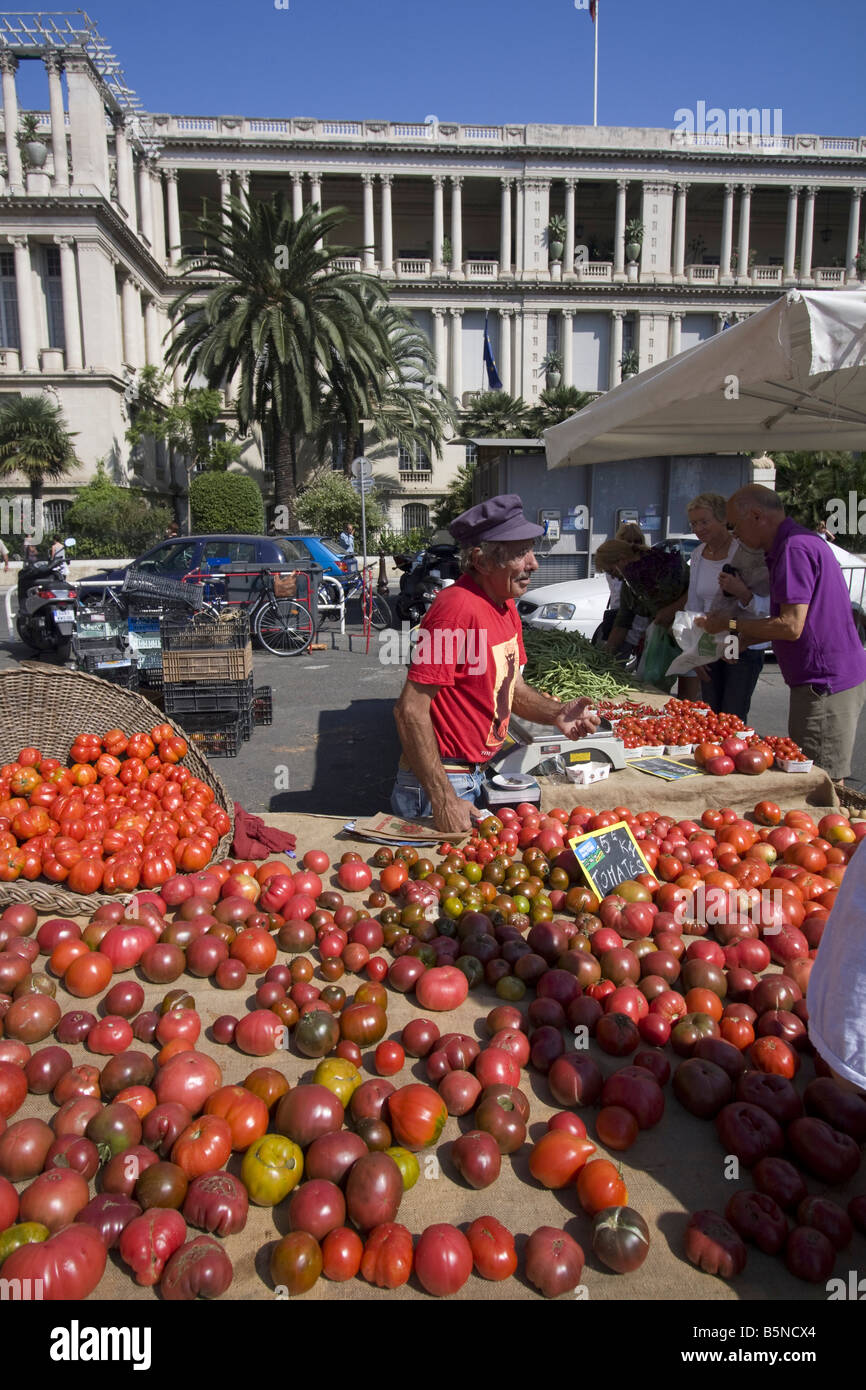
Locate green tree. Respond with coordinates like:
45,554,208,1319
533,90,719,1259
528,386,597,435
63,462,171,559
294,467,386,537
460,391,532,439
773,450,866,550
125,366,229,470
189,471,265,534
166,197,394,530
0,392,79,501
434,459,476,528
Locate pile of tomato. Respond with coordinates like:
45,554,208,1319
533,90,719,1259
0,731,232,894
0,789,864,1300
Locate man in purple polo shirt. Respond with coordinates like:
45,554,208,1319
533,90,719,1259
698,484,866,780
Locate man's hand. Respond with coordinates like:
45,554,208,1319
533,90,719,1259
555,696,601,740
431,789,479,835
696,613,727,635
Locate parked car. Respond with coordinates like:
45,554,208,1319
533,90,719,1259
518,574,610,637
283,536,358,585
79,534,310,589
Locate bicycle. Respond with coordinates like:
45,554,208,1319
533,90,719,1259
318,566,391,630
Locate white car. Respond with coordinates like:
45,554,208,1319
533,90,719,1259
824,538,866,642
516,574,611,638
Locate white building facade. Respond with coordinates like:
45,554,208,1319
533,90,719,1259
0,15,864,534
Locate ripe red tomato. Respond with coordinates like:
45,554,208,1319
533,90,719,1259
577,1158,628,1215
374,1041,405,1077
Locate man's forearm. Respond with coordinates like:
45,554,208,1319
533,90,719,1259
736,615,800,645
394,702,452,805
511,681,563,726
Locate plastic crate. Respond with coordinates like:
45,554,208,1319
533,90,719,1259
73,634,131,665
240,705,253,741
122,570,206,610
161,611,250,652
81,654,139,690
253,686,273,725
164,675,254,716
176,712,242,758
162,645,253,683
138,667,163,692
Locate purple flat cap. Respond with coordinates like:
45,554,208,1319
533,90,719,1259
450,493,544,546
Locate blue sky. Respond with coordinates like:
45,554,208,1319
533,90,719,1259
16,0,865,133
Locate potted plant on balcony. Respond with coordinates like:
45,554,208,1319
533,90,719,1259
541,350,563,391
620,349,639,379
441,235,453,269
547,215,566,263
17,112,48,170
624,218,644,263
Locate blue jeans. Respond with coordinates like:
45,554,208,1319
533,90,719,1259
390,766,484,820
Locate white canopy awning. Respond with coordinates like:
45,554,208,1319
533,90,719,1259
544,290,866,469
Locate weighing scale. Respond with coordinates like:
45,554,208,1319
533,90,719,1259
479,716,627,808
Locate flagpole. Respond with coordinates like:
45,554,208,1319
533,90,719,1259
593,0,599,127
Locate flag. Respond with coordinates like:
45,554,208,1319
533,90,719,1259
483,313,503,391
589,0,597,20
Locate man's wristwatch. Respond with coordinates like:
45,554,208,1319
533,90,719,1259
728,619,738,635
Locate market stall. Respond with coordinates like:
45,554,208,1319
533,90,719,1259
0,671,863,1307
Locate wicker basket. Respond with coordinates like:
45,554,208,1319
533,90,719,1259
0,663,235,916
834,781,866,817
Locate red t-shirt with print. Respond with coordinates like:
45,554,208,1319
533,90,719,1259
408,574,526,762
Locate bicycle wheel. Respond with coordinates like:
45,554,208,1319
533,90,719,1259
317,576,343,619
254,597,314,656
368,594,392,630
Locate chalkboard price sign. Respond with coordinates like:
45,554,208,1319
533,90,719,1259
568,821,652,899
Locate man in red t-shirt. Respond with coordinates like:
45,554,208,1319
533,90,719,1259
391,494,600,832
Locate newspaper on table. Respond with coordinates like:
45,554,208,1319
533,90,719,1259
348,812,472,846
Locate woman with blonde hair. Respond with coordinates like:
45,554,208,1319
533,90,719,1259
685,491,769,719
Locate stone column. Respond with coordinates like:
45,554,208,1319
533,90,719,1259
309,172,322,209
11,237,37,370
44,52,68,191
165,170,182,265
846,187,863,282
217,168,232,224
784,186,799,282
737,184,752,284
76,241,120,369
561,308,574,387
499,178,512,277
673,182,687,279
451,176,464,277
112,115,135,219
800,185,818,282
614,180,628,279
65,55,110,196
56,236,83,370
669,310,684,358
515,181,525,276
144,297,160,366
121,275,142,367
380,173,394,275
291,172,304,220
609,310,624,389
450,308,463,400
720,183,736,281
432,175,445,274
0,54,23,193
237,170,250,214
138,158,154,245
564,178,577,276
150,165,166,263
499,308,513,395
432,308,447,384
362,173,376,269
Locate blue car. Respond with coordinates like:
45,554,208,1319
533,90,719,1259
284,536,358,587
79,534,310,589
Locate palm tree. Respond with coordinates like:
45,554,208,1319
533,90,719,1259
460,391,531,439
317,298,458,471
528,386,597,435
0,392,78,502
166,196,393,528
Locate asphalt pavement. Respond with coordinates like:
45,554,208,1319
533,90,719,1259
3,612,866,815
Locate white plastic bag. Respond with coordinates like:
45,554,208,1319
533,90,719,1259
666,610,726,677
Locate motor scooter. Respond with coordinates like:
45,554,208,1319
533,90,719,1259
16,557,77,661
393,542,460,626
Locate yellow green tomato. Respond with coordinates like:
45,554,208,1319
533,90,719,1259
312,1057,362,1108
385,1146,420,1190
241,1134,303,1206
0,1222,49,1265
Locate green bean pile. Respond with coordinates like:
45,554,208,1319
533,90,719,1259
522,628,633,702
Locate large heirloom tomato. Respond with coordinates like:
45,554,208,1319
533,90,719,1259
360,1222,414,1289
466,1215,518,1280
387,1083,447,1151
204,1085,269,1151
241,1134,303,1205
685,1210,747,1278
2,1222,106,1299
414,1223,473,1297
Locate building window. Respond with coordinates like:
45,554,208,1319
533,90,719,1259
261,434,273,473
402,503,429,532
43,499,71,534
43,246,65,351
622,316,635,355
0,252,20,351
398,441,431,472
465,441,477,466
